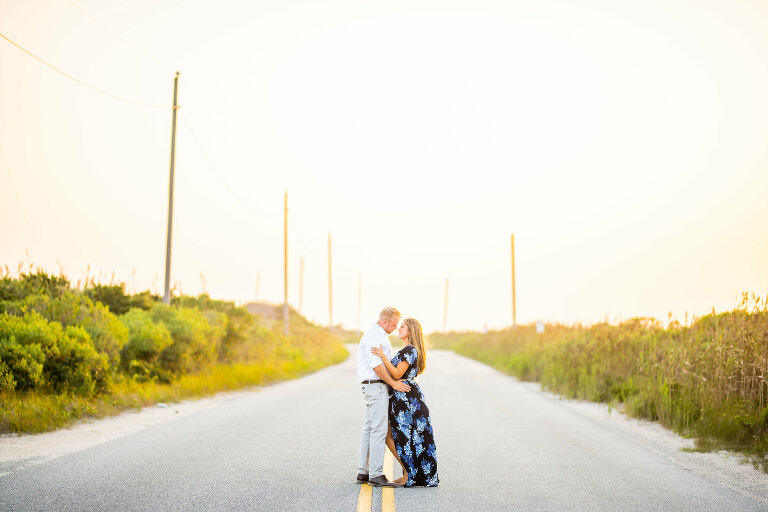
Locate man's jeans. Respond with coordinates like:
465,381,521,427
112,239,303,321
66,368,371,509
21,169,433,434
358,382,388,478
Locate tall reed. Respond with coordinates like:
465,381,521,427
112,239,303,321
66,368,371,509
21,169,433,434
431,294,768,468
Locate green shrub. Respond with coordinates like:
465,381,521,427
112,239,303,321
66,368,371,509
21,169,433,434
0,293,45,316
0,272,349,434
0,271,69,304
44,325,108,395
219,308,253,360
0,312,106,395
85,284,130,315
173,295,254,361
24,293,129,369
0,323,45,392
119,308,173,380
85,284,157,315
0,311,61,359
0,358,15,392
151,304,224,374
127,290,157,311
81,303,129,368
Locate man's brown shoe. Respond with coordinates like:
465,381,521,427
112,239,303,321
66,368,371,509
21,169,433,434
368,475,400,487
356,473,369,484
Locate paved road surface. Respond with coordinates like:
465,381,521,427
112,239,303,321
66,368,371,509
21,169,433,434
2,347,767,511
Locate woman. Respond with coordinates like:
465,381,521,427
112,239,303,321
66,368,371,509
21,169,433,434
372,317,439,487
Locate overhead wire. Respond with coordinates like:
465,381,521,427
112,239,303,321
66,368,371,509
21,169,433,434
3,26,324,264
2,22,329,303
0,32,172,109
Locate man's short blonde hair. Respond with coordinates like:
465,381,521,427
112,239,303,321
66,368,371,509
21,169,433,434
379,307,401,321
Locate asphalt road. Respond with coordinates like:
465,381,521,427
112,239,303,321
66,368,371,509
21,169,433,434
2,346,767,511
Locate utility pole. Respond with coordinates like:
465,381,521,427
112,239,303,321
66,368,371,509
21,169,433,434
163,71,180,305
511,233,517,328
299,255,304,315
283,191,289,336
357,273,362,335
443,278,449,332
328,233,333,332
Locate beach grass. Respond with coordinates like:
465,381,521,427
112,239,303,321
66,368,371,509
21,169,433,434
430,293,768,470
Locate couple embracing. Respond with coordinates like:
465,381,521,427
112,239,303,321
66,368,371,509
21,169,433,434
356,307,439,488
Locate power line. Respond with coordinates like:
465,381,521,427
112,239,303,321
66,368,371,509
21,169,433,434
0,32,172,109
3,29,324,263
3,28,322,256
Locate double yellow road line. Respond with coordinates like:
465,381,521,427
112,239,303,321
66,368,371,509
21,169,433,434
356,451,396,512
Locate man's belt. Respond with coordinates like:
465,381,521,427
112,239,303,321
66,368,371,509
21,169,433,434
361,379,384,384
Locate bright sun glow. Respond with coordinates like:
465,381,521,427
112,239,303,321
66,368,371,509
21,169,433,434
2,0,768,332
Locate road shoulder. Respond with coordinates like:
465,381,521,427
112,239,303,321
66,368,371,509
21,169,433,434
0,387,261,478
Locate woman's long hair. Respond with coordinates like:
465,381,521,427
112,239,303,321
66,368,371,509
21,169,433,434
403,317,427,375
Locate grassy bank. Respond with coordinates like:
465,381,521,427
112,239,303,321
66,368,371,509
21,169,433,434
430,294,768,469
0,349,345,434
0,270,347,434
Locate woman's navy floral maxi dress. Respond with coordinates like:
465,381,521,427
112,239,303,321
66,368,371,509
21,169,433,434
388,345,439,487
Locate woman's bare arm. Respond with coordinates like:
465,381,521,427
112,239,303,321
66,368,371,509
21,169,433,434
372,346,409,379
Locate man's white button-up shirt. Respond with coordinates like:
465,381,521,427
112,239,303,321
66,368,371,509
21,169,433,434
357,323,394,383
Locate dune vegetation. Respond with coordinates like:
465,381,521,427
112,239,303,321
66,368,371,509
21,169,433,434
0,269,348,434
430,294,768,470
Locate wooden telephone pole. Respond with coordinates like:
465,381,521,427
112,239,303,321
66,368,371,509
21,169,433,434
328,233,333,332
443,278,449,332
357,273,362,335
283,191,289,336
299,256,304,315
162,71,180,305
511,233,517,328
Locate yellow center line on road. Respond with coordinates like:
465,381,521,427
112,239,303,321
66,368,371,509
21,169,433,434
356,451,397,512
356,482,372,512
382,450,396,512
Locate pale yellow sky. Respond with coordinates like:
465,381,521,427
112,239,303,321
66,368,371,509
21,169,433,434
2,0,768,332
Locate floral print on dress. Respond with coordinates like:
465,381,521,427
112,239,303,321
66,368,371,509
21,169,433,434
388,345,439,487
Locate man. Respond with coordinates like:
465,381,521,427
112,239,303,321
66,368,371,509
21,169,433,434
356,307,411,487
